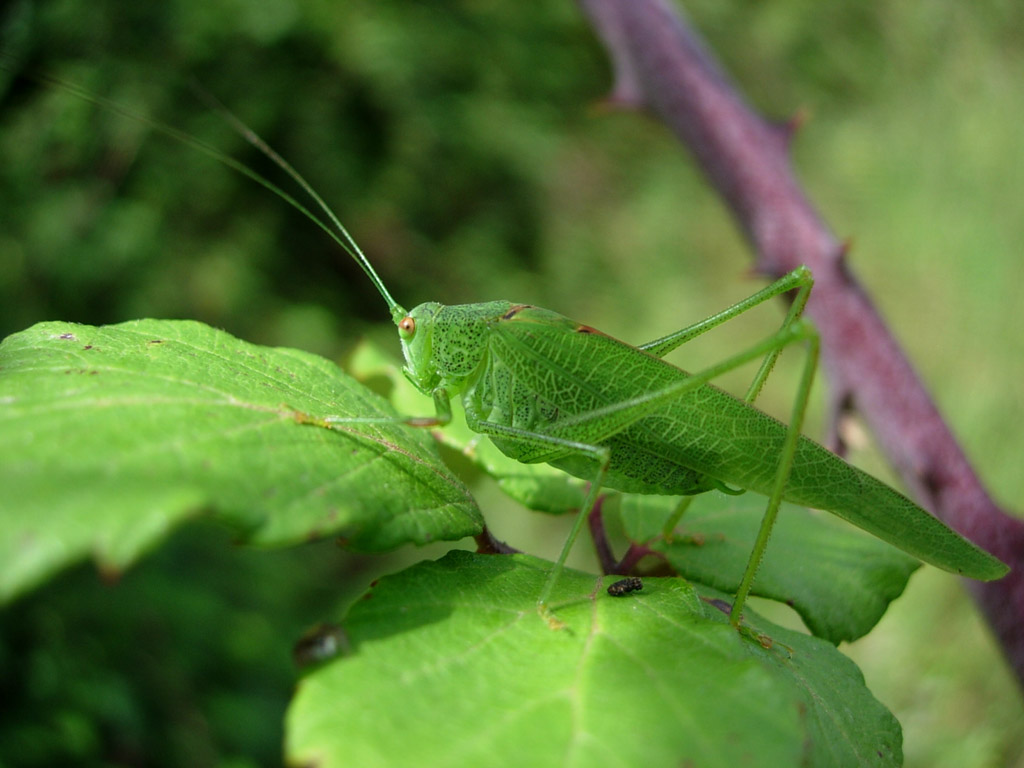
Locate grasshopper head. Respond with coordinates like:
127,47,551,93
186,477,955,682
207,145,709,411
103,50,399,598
397,301,444,394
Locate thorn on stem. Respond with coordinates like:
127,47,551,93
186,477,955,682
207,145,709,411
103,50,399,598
834,238,856,285
836,237,854,264
592,89,645,113
823,390,856,457
772,106,811,146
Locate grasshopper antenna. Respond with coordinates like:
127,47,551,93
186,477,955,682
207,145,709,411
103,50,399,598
22,70,406,323
188,82,406,323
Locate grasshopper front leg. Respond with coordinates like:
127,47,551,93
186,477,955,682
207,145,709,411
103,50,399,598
324,387,453,428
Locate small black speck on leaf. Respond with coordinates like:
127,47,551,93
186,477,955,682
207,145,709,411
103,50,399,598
607,577,643,596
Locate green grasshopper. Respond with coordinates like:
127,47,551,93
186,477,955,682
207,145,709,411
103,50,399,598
42,74,1009,629
339,246,1008,627
291,151,1007,630
269,142,1006,627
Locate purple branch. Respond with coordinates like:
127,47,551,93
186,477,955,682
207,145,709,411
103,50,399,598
577,0,1024,684
587,495,619,574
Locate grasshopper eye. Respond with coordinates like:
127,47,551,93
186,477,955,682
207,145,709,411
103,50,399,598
399,316,416,339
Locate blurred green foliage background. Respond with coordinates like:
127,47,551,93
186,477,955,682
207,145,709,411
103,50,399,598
1,0,1022,765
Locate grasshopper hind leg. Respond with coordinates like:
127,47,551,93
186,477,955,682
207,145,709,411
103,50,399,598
728,322,820,626
638,268,821,628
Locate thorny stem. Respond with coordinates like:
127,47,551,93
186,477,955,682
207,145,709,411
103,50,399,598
577,0,1024,686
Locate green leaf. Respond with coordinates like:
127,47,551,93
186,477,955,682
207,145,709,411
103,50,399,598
615,493,919,643
286,551,901,768
0,320,482,603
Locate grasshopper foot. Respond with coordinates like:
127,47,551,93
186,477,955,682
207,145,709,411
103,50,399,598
537,601,567,631
704,596,792,655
